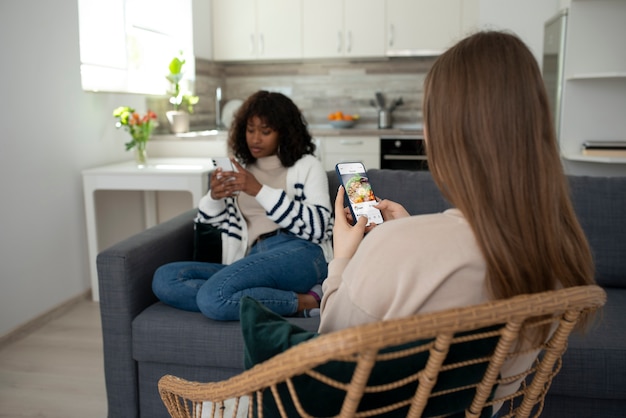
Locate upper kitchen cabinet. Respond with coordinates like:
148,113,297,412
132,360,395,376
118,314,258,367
386,0,478,56
212,0,302,61
302,0,385,59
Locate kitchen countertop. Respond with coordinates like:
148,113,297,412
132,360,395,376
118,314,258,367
309,123,423,137
152,130,228,141
152,124,424,141
311,128,422,137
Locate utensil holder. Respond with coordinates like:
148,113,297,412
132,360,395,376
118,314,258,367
378,110,392,129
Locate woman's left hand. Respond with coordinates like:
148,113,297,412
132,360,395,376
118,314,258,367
333,186,368,259
226,160,263,197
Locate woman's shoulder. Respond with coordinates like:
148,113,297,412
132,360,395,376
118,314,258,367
294,153,322,167
290,154,326,176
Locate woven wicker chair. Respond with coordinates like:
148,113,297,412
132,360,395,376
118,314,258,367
158,285,605,418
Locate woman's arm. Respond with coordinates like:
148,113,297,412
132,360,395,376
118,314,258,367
195,170,232,226
256,156,333,243
197,162,250,224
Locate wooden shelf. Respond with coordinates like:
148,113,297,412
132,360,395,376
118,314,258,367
567,72,626,80
563,152,626,164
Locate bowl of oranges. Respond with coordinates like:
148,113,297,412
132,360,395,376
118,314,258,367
328,111,359,129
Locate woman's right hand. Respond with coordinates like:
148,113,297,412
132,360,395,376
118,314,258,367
375,199,410,221
342,197,410,234
209,167,238,200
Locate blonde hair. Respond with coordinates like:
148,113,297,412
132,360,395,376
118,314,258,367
423,31,595,334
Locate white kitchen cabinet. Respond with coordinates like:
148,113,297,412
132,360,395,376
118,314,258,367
320,136,380,171
386,0,476,56
302,0,385,59
212,0,302,61
558,0,626,172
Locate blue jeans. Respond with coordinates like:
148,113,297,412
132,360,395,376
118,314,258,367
152,231,327,320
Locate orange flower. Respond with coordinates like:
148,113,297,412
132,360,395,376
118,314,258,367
113,106,159,151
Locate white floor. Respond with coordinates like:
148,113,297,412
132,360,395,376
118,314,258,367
0,299,108,418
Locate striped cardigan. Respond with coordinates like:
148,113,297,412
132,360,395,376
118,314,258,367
195,154,333,264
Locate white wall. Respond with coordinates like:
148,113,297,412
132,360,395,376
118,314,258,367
0,0,145,337
0,0,565,338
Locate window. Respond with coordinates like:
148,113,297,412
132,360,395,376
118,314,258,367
77,0,194,95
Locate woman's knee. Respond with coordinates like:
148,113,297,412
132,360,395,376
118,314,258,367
314,251,328,278
196,284,238,320
152,264,171,299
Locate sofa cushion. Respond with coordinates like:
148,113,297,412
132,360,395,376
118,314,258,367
568,176,626,288
363,169,452,215
549,287,626,400
132,302,319,368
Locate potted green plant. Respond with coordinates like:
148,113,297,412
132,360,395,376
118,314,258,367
165,55,199,133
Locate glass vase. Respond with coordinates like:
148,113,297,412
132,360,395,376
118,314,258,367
134,141,148,168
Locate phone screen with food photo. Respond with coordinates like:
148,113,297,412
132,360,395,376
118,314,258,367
335,162,384,226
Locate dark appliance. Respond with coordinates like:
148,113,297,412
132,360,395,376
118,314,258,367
380,135,428,171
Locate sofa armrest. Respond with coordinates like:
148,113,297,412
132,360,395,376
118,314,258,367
97,208,195,418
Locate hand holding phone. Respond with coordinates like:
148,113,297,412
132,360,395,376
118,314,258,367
335,162,383,226
211,157,239,198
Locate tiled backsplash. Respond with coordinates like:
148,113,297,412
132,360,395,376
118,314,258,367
150,56,437,133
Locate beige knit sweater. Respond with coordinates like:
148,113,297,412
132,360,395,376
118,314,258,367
319,208,489,333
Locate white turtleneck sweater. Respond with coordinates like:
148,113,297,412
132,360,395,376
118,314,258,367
237,155,288,247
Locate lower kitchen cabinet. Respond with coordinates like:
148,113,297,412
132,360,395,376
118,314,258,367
319,136,380,171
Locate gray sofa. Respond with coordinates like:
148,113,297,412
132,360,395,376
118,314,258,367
97,169,626,418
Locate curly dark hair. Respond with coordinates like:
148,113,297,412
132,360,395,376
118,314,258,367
228,91,316,167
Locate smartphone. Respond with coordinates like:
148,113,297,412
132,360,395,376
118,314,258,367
335,162,384,226
212,157,234,172
212,157,237,186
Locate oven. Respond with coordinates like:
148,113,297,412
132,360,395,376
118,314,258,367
380,135,428,170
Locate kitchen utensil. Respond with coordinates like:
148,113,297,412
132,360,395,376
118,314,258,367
370,99,379,109
375,92,385,109
389,97,404,112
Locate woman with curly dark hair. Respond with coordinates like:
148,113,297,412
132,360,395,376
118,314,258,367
153,91,333,320
229,90,317,167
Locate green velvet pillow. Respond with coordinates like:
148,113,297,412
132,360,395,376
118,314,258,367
240,296,498,418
